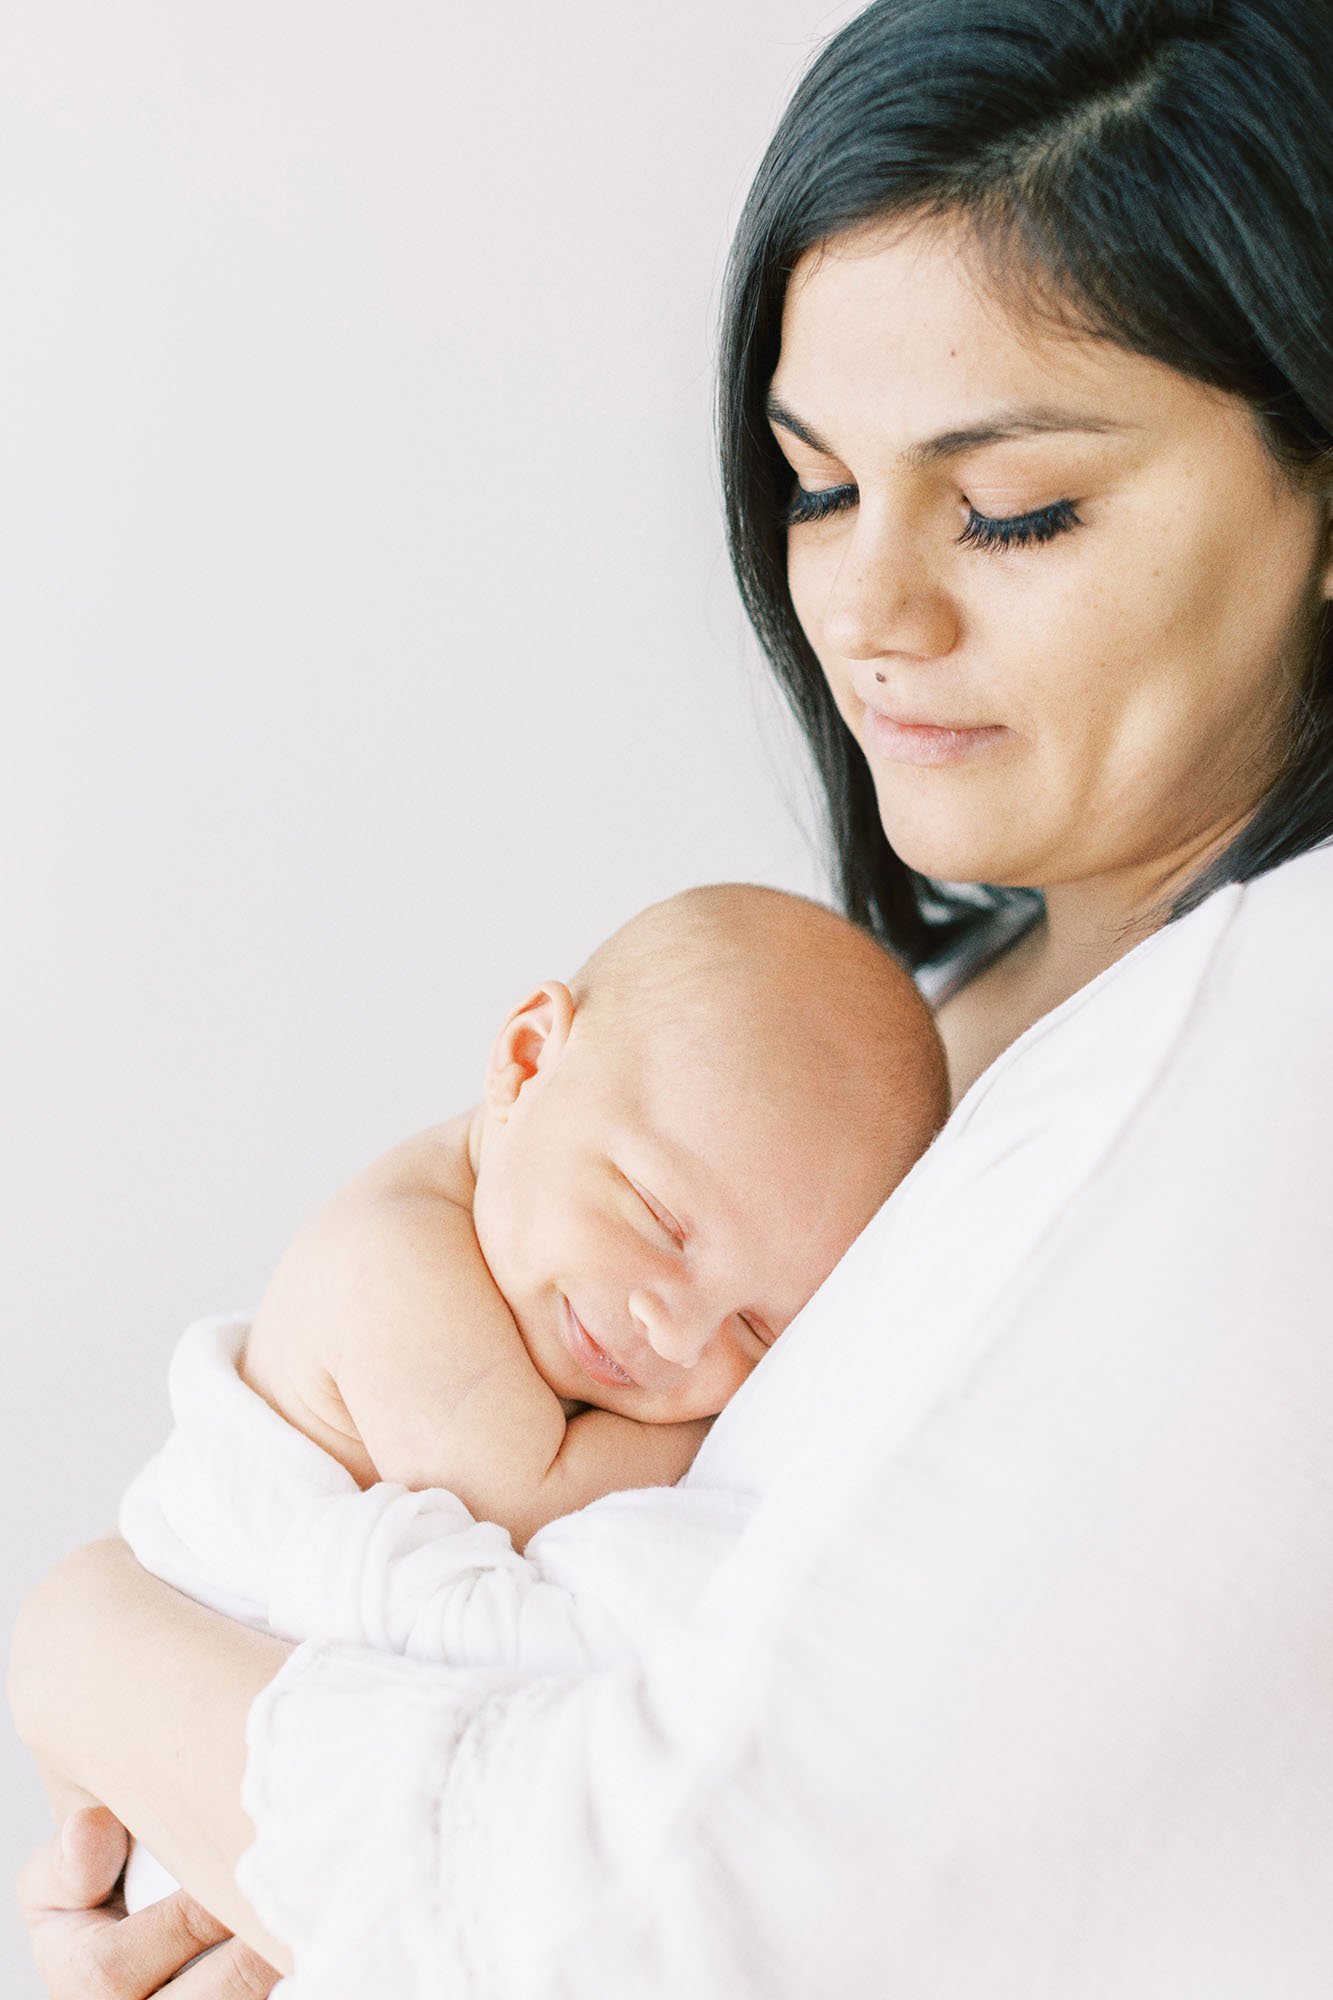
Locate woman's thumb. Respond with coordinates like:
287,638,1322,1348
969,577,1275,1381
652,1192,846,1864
59,1806,128,1900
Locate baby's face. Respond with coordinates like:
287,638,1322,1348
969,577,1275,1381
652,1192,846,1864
472,1005,900,1423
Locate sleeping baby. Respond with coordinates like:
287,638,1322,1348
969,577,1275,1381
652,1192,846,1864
118,881,948,1913
233,880,947,1547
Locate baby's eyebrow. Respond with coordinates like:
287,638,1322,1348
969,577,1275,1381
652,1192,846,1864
764,389,1139,468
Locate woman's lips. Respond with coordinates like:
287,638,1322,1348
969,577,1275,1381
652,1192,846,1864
862,707,1008,766
561,1297,639,1390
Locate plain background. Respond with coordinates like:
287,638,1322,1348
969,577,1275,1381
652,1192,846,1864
0,1,870,1987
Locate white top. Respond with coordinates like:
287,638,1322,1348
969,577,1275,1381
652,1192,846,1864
233,843,1333,1999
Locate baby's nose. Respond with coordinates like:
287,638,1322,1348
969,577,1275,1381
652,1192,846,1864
627,1288,715,1369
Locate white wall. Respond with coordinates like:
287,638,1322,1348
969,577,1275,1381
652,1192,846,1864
0,2,865,1986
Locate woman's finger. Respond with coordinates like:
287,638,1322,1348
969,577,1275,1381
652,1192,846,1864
20,1809,136,1998
54,1888,238,1998
18,1807,128,1916
145,1931,282,1997
19,1813,269,2000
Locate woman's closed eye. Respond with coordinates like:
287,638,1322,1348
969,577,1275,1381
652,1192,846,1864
782,479,1083,551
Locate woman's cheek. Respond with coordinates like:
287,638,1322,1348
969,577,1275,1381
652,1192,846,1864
788,567,852,715
785,540,826,646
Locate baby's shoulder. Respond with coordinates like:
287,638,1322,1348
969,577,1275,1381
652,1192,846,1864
347,1111,478,1212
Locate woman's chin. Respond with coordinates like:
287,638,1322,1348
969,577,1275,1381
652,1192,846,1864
871,778,1046,888
882,821,1030,890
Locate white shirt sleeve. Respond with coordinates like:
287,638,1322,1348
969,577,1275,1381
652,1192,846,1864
235,848,1333,1999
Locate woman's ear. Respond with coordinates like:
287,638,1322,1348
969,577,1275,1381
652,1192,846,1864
484,982,576,1117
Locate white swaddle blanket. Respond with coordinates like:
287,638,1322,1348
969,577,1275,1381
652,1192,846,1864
118,1316,755,1914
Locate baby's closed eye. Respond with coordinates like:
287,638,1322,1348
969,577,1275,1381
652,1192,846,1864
624,1175,687,1250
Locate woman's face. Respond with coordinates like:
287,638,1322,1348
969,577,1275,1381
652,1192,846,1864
772,217,1333,902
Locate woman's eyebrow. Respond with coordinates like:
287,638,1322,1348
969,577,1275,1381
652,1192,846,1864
764,390,1139,466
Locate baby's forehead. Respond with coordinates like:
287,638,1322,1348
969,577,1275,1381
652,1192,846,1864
619,1027,868,1179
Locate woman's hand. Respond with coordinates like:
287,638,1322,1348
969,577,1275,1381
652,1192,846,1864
20,1805,281,1996
9,1535,294,1973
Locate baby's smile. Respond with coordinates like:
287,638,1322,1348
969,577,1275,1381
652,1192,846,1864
560,1295,642,1391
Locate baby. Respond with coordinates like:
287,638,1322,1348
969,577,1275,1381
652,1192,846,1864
117,882,947,1920
235,881,949,1550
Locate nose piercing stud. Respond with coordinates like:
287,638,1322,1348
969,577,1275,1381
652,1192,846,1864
875,671,885,683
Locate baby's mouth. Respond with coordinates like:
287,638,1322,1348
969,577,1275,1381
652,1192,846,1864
560,1297,640,1390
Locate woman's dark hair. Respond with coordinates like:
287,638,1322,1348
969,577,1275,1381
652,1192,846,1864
718,0,1333,967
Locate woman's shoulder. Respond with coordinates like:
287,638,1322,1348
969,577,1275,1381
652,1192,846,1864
1074,840,1333,1115
1205,839,1333,1011
1231,836,1333,928
925,840,1333,1019
1048,839,1333,1060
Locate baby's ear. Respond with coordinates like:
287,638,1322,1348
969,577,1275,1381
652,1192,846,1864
484,981,576,1115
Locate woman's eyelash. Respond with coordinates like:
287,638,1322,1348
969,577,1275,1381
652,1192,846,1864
956,496,1082,550
781,481,857,528
781,481,1082,550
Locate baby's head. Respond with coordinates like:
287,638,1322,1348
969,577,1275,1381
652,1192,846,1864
471,883,948,1423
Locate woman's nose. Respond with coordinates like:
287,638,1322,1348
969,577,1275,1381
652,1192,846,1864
819,522,958,662
627,1288,715,1369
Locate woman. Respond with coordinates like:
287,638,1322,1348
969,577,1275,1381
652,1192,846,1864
12,0,1333,1990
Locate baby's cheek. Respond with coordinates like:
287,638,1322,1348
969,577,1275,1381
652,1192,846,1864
712,1344,762,1413
470,1160,536,1264
471,1171,529,1283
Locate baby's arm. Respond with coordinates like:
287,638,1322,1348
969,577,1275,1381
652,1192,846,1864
242,1131,708,1548
121,1316,749,1678
506,1406,713,1549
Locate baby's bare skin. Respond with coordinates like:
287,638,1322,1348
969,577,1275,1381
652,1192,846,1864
242,887,949,1551
241,1115,713,1552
